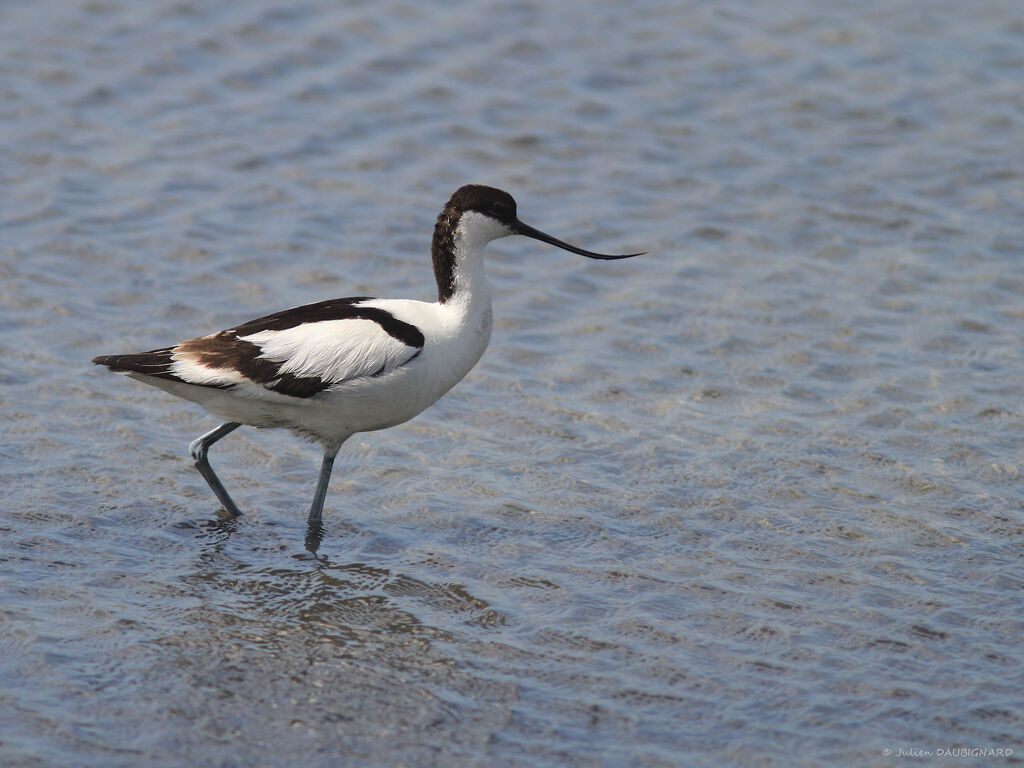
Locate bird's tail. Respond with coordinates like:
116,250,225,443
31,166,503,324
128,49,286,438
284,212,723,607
91,349,175,376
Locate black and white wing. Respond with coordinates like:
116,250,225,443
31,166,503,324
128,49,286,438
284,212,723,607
92,298,424,399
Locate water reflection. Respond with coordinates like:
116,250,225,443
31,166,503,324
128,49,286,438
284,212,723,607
190,505,332,557
195,516,243,553
182,513,505,650
304,521,324,555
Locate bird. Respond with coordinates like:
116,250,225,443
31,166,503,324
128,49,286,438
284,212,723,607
92,184,641,530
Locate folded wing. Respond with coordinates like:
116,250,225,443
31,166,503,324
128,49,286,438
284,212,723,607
92,298,424,399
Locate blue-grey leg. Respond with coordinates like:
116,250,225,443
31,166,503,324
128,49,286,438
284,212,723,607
189,422,243,517
307,444,340,527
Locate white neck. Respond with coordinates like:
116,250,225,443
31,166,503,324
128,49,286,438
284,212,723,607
442,211,510,307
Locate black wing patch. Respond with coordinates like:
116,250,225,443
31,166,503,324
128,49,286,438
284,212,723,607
229,297,425,348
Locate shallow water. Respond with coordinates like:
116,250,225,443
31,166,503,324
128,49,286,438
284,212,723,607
2,1,1023,766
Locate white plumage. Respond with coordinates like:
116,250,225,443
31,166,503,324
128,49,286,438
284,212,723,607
92,185,640,536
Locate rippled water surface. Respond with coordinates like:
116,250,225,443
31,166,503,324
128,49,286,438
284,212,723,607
3,1,1023,766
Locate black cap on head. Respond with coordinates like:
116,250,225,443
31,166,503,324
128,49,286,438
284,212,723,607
446,185,518,226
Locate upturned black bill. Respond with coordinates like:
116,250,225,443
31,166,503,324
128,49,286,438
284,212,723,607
513,220,644,260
